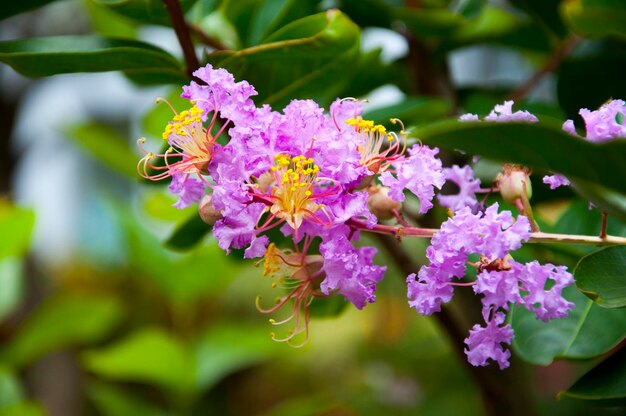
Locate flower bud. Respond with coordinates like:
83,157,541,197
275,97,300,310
198,194,223,225
367,185,402,220
496,165,532,204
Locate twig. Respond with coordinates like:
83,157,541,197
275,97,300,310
600,212,608,239
507,35,581,102
162,0,200,78
187,23,226,50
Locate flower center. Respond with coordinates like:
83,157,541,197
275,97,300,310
345,116,405,173
268,154,321,230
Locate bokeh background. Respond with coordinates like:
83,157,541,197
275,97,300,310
1,0,625,415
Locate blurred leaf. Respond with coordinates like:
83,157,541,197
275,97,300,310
511,285,626,365
92,0,196,26
455,0,486,19
363,96,451,126
247,0,320,46
0,204,34,259
1,294,124,368
0,258,24,322
575,246,626,309
308,296,348,318
393,7,465,38
418,120,626,195
561,0,626,40
0,0,60,20
85,0,137,38
571,178,626,223
0,401,44,415
338,0,394,29
261,394,338,416
510,0,566,37
557,42,626,121
0,36,183,79
207,9,361,107
66,122,138,178
82,328,195,392
195,323,278,391
87,381,166,416
559,349,626,406
0,366,24,408
142,91,188,140
143,192,188,222
165,214,212,251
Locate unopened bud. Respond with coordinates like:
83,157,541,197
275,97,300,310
496,165,532,204
367,186,402,220
198,194,223,225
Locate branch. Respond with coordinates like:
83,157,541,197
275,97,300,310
162,0,200,78
187,23,226,50
347,218,626,246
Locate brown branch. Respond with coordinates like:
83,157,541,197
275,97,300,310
187,23,226,51
507,35,581,102
162,0,200,78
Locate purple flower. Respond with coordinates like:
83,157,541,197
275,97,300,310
484,101,538,123
464,312,514,369
459,113,479,121
168,174,204,209
543,174,570,189
379,145,445,214
474,269,521,311
320,233,386,309
407,266,455,315
563,99,626,142
517,261,574,322
213,202,265,254
437,165,482,212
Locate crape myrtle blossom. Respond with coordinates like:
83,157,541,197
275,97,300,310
437,165,482,213
459,100,539,123
138,64,446,344
407,203,574,369
563,99,626,143
542,174,570,189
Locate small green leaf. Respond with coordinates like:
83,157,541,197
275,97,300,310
455,0,486,19
0,366,24,408
165,214,212,251
0,258,24,322
194,323,278,391
82,328,195,392
561,0,626,40
0,0,60,20
418,119,626,195
575,246,626,308
511,285,626,365
363,96,451,126
393,7,465,38
1,293,124,368
92,0,196,26
0,35,183,79
560,349,626,406
66,122,138,177
451,6,520,43
0,204,34,259
308,296,348,318
247,0,319,46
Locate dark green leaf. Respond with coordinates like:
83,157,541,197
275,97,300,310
571,179,626,223
165,214,212,251
207,10,361,107
455,0,486,19
511,285,626,365
92,0,196,26
247,0,320,46
363,96,451,126
575,246,626,309
66,122,138,177
338,0,394,29
82,328,195,392
0,294,124,367
0,366,24,407
0,36,183,79
561,0,626,40
393,7,465,38
308,296,348,318
418,120,626,195
0,0,60,21
0,258,24,322
560,349,626,406
510,0,566,37
451,6,519,43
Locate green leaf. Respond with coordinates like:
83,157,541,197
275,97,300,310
141,90,189,140
559,349,626,406
82,328,195,392
0,0,60,21
451,6,520,43
0,204,34,259
308,295,348,318
66,122,138,178
247,0,319,46
455,0,486,19
1,293,124,368
92,0,196,26
561,0,626,40
0,366,24,408
338,0,394,29
87,381,166,416
363,96,451,126
393,7,465,38
86,0,137,38
511,285,626,365
0,258,24,322
165,214,212,251
0,36,183,79
571,178,626,223
194,323,278,391
418,120,626,195
575,246,626,309
207,9,361,107
510,0,567,38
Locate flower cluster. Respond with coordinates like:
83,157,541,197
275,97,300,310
139,67,581,365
